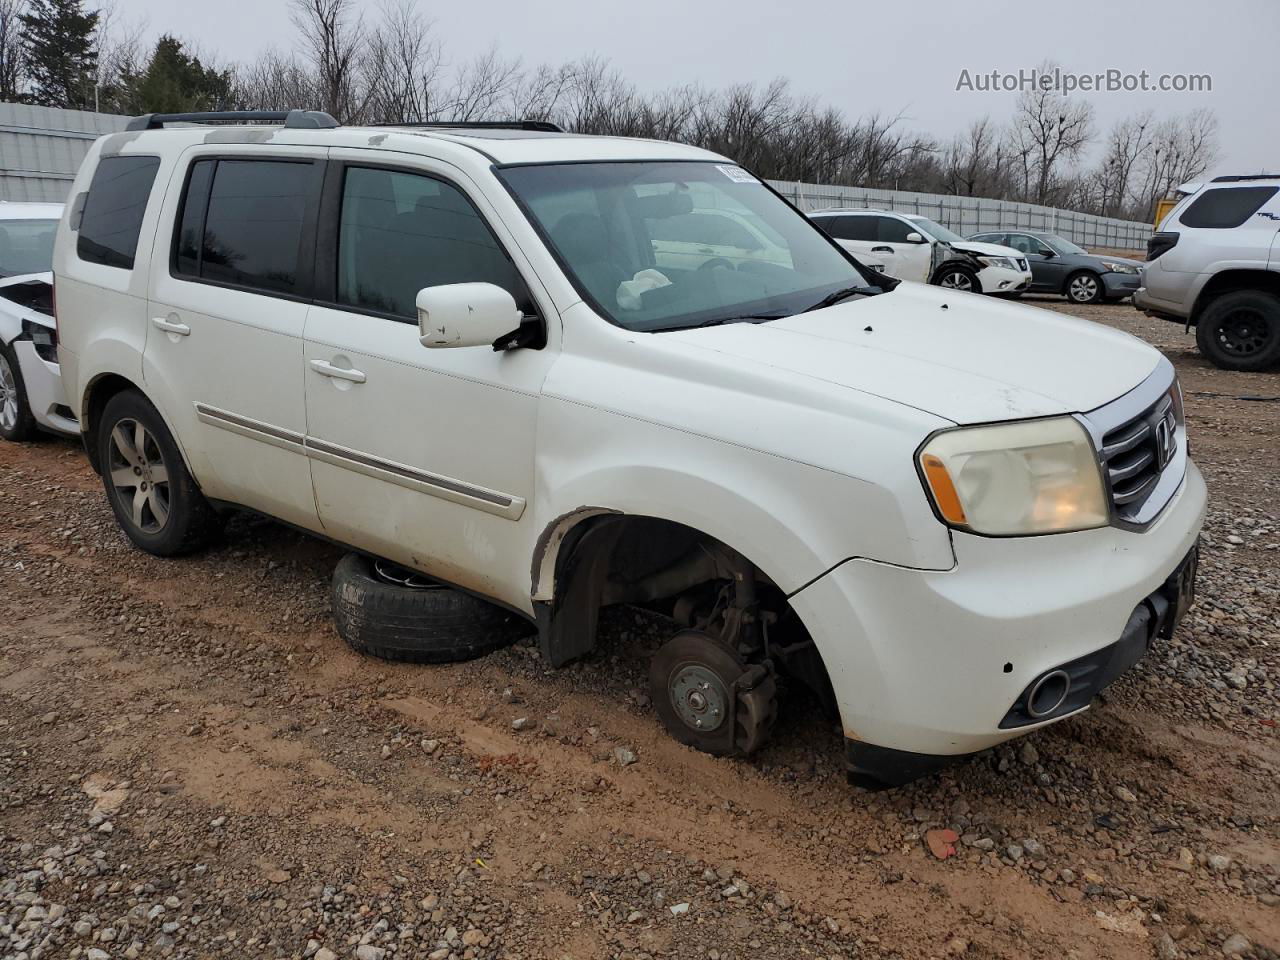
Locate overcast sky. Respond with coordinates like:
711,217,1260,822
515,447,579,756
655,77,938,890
120,0,1276,176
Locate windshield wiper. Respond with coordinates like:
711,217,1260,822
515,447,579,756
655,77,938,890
802,285,879,313
664,314,783,332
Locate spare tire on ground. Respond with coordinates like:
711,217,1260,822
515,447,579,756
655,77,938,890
331,553,532,663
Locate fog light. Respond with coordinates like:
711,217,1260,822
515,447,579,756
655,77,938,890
999,280,1011,289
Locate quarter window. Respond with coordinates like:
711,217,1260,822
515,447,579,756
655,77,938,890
1179,186,1279,229
174,159,317,295
77,155,160,269
336,166,527,319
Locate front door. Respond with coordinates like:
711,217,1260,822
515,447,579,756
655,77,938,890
874,216,933,283
302,153,555,610
144,147,326,530
1008,233,1065,291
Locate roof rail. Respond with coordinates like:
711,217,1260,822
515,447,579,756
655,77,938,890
377,120,565,133
1209,173,1280,183
126,109,339,131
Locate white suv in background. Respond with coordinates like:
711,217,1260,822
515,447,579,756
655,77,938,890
807,208,1032,295
54,111,1204,787
1135,175,1280,370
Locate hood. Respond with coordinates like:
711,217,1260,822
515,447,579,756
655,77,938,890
948,239,1025,260
663,283,1161,425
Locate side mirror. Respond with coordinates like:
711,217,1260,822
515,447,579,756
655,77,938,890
417,282,521,349
1038,247,1056,258
905,232,926,244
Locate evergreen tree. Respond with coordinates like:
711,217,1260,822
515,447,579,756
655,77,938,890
115,35,232,114
18,0,98,108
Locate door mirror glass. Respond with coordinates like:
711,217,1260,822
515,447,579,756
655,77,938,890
417,282,521,349
905,231,925,244
1038,246,1056,258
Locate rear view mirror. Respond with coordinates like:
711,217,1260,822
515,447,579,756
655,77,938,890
417,282,521,349
905,232,926,244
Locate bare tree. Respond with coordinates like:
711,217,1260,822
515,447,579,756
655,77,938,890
0,0,24,100
1008,62,1095,204
362,0,438,123
1132,107,1219,219
290,0,364,121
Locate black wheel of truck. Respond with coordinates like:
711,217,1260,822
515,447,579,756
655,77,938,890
97,389,219,556
331,553,532,663
1195,290,1280,371
649,630,777,757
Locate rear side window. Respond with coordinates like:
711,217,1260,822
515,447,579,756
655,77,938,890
175,158,319,296
825,216,876,242
77,155,160,269
1180,187,1279,229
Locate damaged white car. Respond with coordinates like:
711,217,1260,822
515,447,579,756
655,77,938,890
55,113,1204,786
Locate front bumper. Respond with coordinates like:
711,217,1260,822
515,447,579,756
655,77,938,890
976,265,1033,295
1102,272,1142,298
13,339,78,437
788,460,1206,780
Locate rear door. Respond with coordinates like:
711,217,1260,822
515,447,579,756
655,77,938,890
144,147,326,531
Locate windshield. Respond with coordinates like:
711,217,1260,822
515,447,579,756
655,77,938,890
0,219,58,278
1042,234,1087,255
907,216,965,244
499,161,878,332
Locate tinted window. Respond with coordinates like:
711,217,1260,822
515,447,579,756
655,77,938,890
1005,234,1039,255
337,166,527,319
77,155,160,269
175,160,214,277
0,219,58,277
825,216,876,242
189,160,314,294
877,217,915,243
1180,186,1279,229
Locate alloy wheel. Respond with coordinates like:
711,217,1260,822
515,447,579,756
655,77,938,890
939,271,973,292
107,418,171,533
1069,275,1099,302
0,353,17,433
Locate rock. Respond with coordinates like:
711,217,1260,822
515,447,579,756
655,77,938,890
626,910,644,923
265,868,291,884
613,746,637,766
462,929,484,946
379,744,393,759
1221,933,1250,956
1018,742,1039,766
1005,844,1024,862
1206,854,1231,873
73,920,94,936
355,946,386,960
670,902,690,916
511,716,532,731
945,938,969,956
421,738,440,754
1114,785,1138,803
1022,839,1045,858
86,951,109,960
926,829,959,860
1172,848,1195,872
1155,932,1180,959
314,949,338,960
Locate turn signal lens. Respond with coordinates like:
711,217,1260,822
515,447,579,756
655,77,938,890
921,453,967,525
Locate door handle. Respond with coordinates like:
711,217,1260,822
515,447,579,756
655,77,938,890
309,358,366,383
152,316,190,336
871,245,894,253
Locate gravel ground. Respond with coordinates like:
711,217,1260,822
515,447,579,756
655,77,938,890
0,296,1277,960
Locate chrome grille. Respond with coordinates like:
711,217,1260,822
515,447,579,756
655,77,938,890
1099,394,1177,518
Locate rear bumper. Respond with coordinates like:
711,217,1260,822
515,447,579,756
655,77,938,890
1133,285,1191,321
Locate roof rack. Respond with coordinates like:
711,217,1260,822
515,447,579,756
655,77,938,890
1210,174,1280,183
377,120,565,133
126,109,339,131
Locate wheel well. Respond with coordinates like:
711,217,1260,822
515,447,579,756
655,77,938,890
534,513,836,711
81,373,140,473
1191,270,1280,323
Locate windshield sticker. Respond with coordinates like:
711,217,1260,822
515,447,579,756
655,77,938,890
716,165,758,184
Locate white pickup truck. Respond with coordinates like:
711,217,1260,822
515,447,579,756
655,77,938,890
53,112,1205,786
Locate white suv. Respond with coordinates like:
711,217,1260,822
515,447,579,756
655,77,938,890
54,111,1205,786
808,208,1033,296
1134,175,1280,370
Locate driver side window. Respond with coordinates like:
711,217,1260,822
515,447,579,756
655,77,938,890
336,166,530,319
877,217,916,243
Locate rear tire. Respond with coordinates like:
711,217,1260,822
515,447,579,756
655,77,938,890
331,553,531,663
96,390,218,556
1194,290,1280,371
0,343,38,442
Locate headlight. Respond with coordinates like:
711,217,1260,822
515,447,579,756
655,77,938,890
1100,261,1138,274
918,417,1108,536
978,256,1016,270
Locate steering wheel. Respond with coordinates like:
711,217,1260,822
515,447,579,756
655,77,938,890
698,257,735,272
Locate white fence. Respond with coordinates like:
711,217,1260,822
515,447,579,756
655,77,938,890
0,103,128,202
767,180,1151,251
